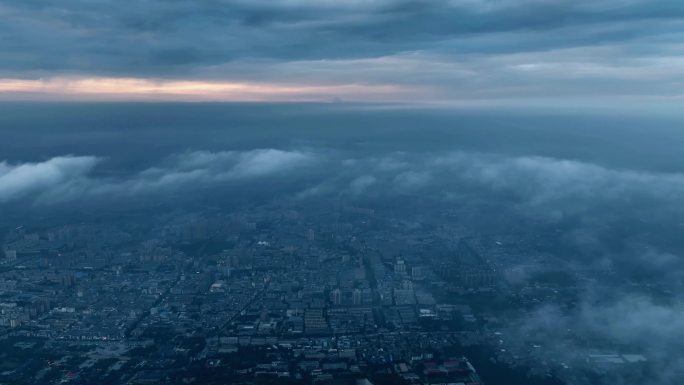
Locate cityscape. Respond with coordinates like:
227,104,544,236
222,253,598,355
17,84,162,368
2,1,684,384
0,199,656,385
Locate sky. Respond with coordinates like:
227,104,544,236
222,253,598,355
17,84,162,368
1,0,684,107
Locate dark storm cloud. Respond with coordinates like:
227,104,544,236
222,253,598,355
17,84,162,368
1,0,684,104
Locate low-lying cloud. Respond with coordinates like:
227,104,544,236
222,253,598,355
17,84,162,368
0,149,315,204
6,149,684,217
0,156,99,203
515,293,684,385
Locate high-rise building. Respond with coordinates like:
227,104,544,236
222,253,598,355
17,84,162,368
411,266,425,281
4,249,17,262
394,258,407,274
352,288,362,305
331,288,342,305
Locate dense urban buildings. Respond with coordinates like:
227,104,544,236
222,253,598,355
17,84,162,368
1,191,671,384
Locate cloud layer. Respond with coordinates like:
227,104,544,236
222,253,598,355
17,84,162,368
4,148,684,283
0,156,99,203
5,148,684,277
1,0,683,104
5,149,684,215
0,149,315,204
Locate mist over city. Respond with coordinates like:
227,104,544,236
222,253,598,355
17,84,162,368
1,1,684,385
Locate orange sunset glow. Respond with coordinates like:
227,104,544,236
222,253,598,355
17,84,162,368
0,77,422,102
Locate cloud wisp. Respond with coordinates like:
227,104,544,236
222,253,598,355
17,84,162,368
514,293,684,384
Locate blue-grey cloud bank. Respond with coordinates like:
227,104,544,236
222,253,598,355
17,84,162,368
1,0,684,105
